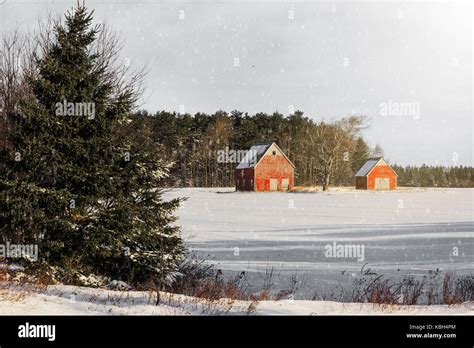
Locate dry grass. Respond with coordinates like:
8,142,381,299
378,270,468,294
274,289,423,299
160,254,309,314
0,281,46,302
313,265,473,306
164,255,251,301
1,257,471,313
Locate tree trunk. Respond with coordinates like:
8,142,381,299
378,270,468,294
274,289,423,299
323,172,330,191
155,277,161,305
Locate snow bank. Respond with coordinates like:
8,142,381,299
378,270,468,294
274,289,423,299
1,284,472,315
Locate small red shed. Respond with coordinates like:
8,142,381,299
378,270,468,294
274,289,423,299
355,157,397,190
235,142,295,191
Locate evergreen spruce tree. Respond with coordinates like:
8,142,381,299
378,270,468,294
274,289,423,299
351,137,370,173
371,143,384,158
0,5,185,285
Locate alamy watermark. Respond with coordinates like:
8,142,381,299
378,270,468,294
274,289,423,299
0,242,38,262
379,99,420,120
55,99,95,119
18,322,55,342
324,242,365,262
217,146,257,164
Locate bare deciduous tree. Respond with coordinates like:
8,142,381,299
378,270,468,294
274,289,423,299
311,116,367,191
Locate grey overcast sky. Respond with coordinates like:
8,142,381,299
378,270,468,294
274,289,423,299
1,0,472,166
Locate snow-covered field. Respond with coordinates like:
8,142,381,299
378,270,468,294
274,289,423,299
1,284,472,315
164,187,474,298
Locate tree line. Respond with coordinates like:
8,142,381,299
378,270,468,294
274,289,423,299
126,111,473,189
127,110,375,190
392,165,473,188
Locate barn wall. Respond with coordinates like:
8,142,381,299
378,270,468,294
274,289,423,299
255,153,294,191
355,176,367,190
367,165,397,190
235,168,254,191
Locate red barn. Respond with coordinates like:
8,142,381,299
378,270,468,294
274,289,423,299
235,143,295,191
355,157,397,190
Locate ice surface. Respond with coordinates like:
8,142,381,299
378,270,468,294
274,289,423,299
163,188,474,298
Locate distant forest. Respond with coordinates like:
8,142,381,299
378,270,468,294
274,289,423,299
126,110,474,188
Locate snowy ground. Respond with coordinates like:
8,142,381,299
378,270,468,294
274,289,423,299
2,284,472,315
163,187,474,299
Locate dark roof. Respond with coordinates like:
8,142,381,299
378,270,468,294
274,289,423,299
355,157,383,176
236,142,295,169
236,144,272,169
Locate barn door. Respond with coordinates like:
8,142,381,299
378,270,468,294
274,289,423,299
282,178,289,191
270,179,278,191
375,177,390,190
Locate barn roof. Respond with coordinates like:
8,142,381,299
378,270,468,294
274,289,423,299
354,158,383,177
236,142,295,169
236,144,272,169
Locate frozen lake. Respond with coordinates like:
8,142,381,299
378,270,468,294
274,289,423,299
163,188,474,299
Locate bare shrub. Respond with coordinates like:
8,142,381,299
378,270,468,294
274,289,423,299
164,253,252,301
342,265,472,306
442,272,474,304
